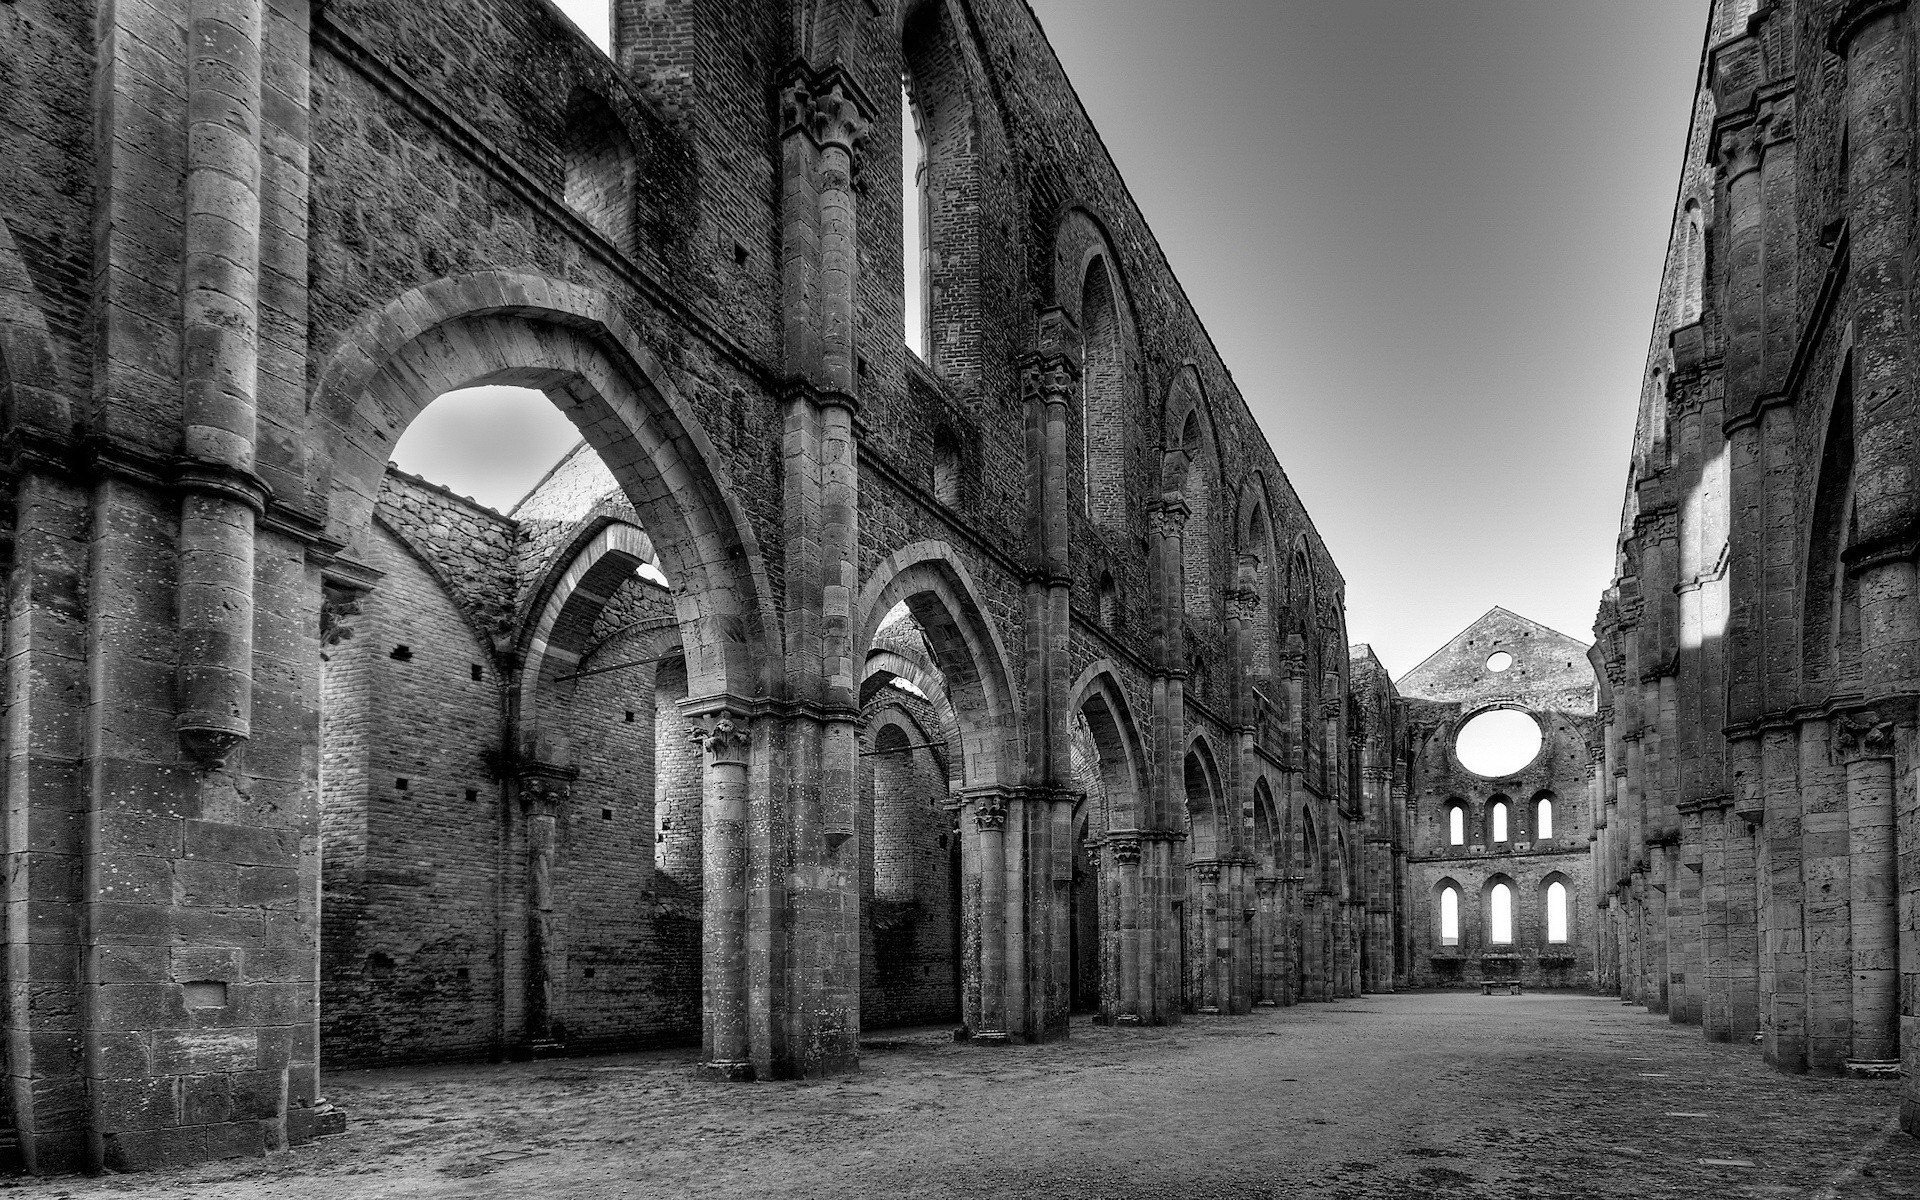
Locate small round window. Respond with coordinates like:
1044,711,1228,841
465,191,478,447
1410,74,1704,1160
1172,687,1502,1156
1455,709,1542,778
1486,651,1513,673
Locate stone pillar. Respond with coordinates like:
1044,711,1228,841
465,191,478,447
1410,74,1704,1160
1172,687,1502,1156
1109,835,1144,1023
692,710,752,1078
776,62,871,1078
1192,861,1223,1013
517,770,575,1052
1762,723,1806,1069
1254,877,1281,1005
1800,716,1853,1072
1835,711,1901,1072
969,791,1009,1041
175,0,269,769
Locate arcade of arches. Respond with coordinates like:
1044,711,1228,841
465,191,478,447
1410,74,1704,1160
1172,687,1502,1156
1,0,1919,1179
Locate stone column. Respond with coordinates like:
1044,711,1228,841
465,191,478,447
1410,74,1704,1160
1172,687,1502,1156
1254,877,1281,1005
692,709,753,1078
1192,861,1222,1012
518,773,573,1050
1835,710,1901,1073
1109,835,1144,1023
1762,723,1806,1069
175,0,269,768
1799,716,1853,1072
970,791,1010,1041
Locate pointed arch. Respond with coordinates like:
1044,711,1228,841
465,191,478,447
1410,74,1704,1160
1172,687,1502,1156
857,542,1021,790
1183,734,1226,860
561,87,637,255
1251,777,1280,874
1801,349,1860,694
1069,662,1150,831
310,272,777,702
1053,207,1143,533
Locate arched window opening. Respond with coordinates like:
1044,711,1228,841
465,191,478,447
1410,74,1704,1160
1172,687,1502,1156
1082,259,1125,527
1181,411,1214,619
1490,798,1509,844
1547,881,1569,944
1490,883,1513,944
901,81,928,357
1097,572,1120,629
1535,795,1555,840
1679,199,1703,325
1447,802,1466,847
931,430,961,508
869,723,921,903
653,654,701,887
1440,886,1460,946
562,90,637,256
1184,749,1218,861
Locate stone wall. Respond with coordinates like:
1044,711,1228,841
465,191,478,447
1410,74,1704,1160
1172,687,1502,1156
1399,609,1599,990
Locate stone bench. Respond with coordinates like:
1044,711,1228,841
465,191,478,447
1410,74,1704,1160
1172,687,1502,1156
1480,980,1523,996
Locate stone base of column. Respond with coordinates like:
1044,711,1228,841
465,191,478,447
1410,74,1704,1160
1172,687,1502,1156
1844,1059,1901,1079
704,1059,757,1081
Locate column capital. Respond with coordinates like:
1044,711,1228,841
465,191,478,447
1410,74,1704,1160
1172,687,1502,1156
1832,707,1899,765
1020,353,1079,407
779,61,874,155
1151,501,1190,538
690,709,752,768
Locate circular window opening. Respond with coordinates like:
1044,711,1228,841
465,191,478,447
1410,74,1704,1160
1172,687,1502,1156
1486,651,1513,673
1455,709,1542,778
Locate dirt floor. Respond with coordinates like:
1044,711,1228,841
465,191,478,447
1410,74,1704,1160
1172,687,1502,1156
7,991,1919,1199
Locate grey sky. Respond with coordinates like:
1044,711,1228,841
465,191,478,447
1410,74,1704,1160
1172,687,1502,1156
397,0,1708,676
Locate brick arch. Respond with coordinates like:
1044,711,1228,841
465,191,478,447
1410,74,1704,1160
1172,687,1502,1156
309,272,776,702
862,646,962,785
520,521,679,767
857,542,1020,790
371,512,513,677
0,216,66,437
1069,662,1150,831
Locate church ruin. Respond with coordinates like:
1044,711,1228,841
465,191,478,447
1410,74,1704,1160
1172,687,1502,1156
0,0,1917,1179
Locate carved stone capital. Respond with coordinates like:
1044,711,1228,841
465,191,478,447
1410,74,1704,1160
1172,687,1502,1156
1020,354,1080,407
1152,502,1189,539
1110,836,1143,866
781,66,873,156
973,795,1008,832
1833,709,1898,765
1192,861,1222,887
691,710,752,767
1715,120,1763,183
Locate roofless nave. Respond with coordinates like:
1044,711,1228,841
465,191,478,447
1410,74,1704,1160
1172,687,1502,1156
0,0,1913,1177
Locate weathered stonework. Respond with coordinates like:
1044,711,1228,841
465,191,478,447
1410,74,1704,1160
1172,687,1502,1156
0,0,1406,1174
1597,0,1920,1136
1396,610,1599,992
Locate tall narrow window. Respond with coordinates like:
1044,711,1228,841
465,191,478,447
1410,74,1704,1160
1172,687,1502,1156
1448,804,1465,847
1490,883,1513,944
1490,799,1509,843
902,83,927,356
562,89,637,255
1547,881,1569,944
931,431,960,507
1440,886,1460,946
1536,796,1555,840
1680,199,1704,324
1082,260,1125,527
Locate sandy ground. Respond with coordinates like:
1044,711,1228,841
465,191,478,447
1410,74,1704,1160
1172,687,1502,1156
7,991,1919,1199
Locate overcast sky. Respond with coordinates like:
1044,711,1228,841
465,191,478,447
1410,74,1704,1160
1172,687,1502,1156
397,0,1709,677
